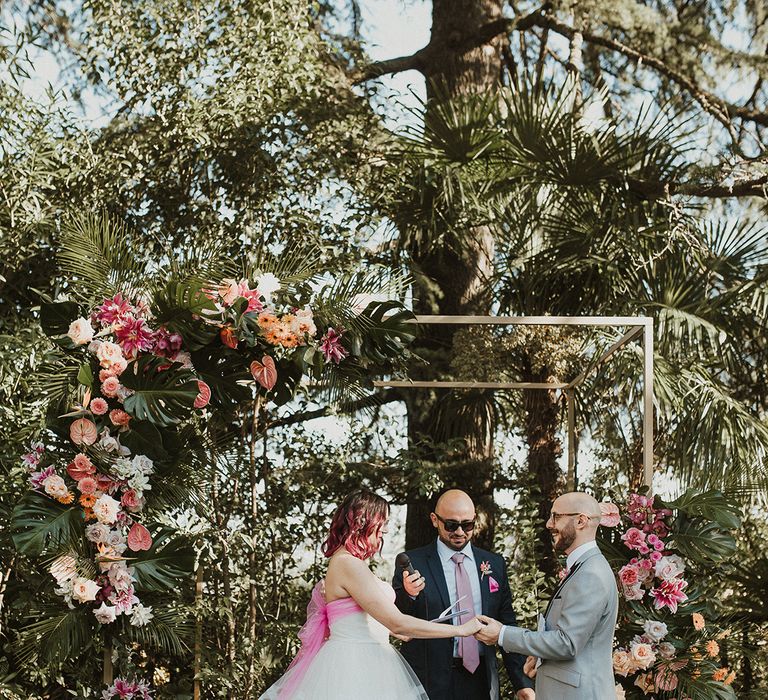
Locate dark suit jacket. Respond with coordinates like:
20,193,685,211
392,541,533,699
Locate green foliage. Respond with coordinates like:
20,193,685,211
11,492,84,558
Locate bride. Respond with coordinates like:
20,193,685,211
259,490,482,699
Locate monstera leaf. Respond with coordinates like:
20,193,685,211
40,300,82,337
131,529,194,591
354,301,417,365
669,515,737,564
152,279,219,350
660,489,741,530
120,355,199,427
11,492,84,557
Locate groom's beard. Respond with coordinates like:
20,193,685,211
551,523,576,553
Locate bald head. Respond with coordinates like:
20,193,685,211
547,491,601,554
431,489,476,551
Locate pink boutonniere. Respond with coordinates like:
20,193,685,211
480,561,492,579
488,576,500,593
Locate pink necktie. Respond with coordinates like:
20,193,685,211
451,552,480,673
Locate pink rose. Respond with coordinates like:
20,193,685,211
78,476,98,495
621,527,647,552
96,341,124,369
622,583,645,601
89,398,108,415
630,641,656,670
599,502,621,527
101,376,120,398
121,488,141,511
109,409,131,427
650,551,663,562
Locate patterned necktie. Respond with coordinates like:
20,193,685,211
451,552,480,673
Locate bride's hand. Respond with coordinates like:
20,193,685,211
457,617,483,637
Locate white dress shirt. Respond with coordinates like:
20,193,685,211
436,538,483,656
498,540,599,647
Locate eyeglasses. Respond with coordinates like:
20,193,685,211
549,512,600,521
435,513,476,533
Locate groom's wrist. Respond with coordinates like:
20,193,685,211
498,624,507,646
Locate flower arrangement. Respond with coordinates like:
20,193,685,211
102,677,153,699
601,491,740,699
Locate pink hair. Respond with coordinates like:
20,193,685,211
321,490,389,560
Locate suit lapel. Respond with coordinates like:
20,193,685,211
426,540,451,610
544,561,582,619
472,545,490,615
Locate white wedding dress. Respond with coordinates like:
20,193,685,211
260,580,428,699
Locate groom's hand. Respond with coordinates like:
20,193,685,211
523,655,538,679
402,569,425,597
516,689,535,699
474,615,502,645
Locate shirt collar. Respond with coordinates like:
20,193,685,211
436,538,474,565
566,540,598,571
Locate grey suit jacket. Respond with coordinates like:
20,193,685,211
500,547,618,700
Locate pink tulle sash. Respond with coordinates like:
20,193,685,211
278,581,363,699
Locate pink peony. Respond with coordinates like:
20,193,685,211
110,409,131,426
650,578,688,613
114,316,154,359
599,502,621,527
320,328,348,364
194,380,212,408
89,398,109,415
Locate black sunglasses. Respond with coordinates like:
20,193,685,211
435,513,476,533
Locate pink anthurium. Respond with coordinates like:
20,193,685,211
250,355,277,391
70,418,98,446
127,522,152,551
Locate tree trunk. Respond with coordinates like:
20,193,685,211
404,0,504,550
521,360,564,579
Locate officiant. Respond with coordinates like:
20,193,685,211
392,489,535,700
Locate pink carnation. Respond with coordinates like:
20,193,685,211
102,376,120,398
89,398,109,415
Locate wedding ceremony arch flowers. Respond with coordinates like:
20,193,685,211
600,490,741,699
10,212,416,682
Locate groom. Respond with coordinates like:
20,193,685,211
393,489,534,700
474,492,618,699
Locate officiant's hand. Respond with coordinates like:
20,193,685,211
523,655,538,679
474,615,502,645
402,569,426,597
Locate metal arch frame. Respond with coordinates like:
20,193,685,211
373,315,654,491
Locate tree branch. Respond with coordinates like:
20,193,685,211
627,174,768,199
266,388,404,429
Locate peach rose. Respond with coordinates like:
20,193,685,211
613,650,635,676
43,474,68,499
71,576,100,603
121,488,142,511
96,341,124,369
630,641,656,670
67,318,94,345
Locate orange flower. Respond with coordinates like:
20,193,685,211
257,312,278,329
712,668,728,682
79,493,97,508
724,671,735,685
692,613,705,630
57,492,74,504
264,329,281,345
706,640,720,658
280,334,299,348
83,507,96,521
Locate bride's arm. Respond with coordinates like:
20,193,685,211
336,557,481,639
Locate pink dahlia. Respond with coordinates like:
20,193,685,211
651,578,688,614
320,328,348,364
93,294,135,327
114,316,155,358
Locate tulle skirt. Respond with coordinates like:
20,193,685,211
259,638,429,700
